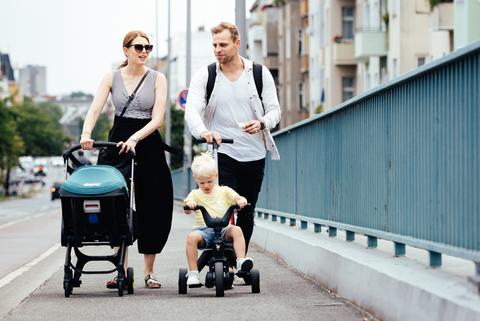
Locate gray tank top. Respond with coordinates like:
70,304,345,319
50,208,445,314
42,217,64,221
111,69,157,119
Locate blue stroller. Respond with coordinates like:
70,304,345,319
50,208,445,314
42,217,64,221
60,142,135,297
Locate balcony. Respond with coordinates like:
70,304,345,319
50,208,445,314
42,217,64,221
354,29,387,61
431,2,453,31
333,42,355,65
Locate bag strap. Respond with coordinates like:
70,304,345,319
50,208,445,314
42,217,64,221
252,62,263,102
205,63,217,105
108,70,150,141
205,62,263,107
119,70,150,118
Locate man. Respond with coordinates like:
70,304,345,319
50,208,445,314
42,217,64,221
185,22,281,252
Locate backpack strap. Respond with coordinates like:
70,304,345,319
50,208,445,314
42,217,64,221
252,62,263,102
205,61,263,107
205,62,217,105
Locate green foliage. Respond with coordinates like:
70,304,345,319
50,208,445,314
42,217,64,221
315,104,324,114
11,99,69,156
161,106,184,170
91,113,111,141
0,99,24,170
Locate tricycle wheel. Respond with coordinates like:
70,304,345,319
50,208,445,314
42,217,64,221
250,269,260,293
214,262,224,297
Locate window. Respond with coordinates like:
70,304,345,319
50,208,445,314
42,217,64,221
342,77,355,101
417,57,426,67
342,7,354,40
298,82,304,111
298,29,303,57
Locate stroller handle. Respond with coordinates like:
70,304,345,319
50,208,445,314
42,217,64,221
193,138,234,144
63,141,135,174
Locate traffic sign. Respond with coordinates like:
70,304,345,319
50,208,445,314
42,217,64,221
177,88,188,110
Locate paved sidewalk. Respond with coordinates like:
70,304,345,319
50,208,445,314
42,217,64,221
1,203,376,321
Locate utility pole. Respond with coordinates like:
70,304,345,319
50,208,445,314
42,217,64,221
235,0,247,57
165,0,171,166
182,0,192,194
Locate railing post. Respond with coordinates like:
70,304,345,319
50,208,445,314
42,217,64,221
468,262,480,294
346,230,355,242
314,223,322,233
271,214,277,222
429,251,442,268
300,220,308,230
394,242,406,257
289,218,296,227
328,227,337,237
280,216,286,224
367,236,378,248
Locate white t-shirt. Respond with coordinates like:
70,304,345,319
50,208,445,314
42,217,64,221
211,69,266,161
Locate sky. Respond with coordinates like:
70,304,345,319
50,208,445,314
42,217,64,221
0,0,254,96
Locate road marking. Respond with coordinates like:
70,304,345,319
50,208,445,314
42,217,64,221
0,243,61,289
0,209,55,231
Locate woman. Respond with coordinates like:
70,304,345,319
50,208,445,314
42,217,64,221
80,30,173,289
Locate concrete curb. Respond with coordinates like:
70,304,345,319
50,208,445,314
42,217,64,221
251,219,480,321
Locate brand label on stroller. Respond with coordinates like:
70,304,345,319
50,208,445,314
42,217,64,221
83,200,101,213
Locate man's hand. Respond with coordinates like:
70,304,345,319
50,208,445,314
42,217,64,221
200,131,222,144
243,120,263,135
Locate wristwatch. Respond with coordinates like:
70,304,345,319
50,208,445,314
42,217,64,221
259,120,266,130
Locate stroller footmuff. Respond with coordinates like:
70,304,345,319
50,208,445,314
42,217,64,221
60,142,135,297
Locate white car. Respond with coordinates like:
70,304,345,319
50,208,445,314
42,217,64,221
50,156,64,167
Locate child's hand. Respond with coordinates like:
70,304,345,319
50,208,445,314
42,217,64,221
184,200,197,214
236,196,248,209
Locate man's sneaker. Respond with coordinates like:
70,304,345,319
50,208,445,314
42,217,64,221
186,271,201,288
236,257,254,272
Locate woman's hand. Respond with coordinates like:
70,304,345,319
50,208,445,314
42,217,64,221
80,135,94,150
117,137,137,155
236,196,248,209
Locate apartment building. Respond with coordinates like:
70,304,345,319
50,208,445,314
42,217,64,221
0,53,17,99
18,64,47,98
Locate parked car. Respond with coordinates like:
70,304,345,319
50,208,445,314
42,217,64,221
51,181,63,201
50,157,64,167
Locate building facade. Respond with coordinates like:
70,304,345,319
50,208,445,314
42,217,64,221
19,65,47,98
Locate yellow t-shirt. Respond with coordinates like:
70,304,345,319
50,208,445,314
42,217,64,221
184,185,239,227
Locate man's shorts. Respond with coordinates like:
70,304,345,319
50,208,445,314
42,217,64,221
192,226,230,249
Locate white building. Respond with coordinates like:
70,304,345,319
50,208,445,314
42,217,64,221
169,27,215,108
19,65,47,97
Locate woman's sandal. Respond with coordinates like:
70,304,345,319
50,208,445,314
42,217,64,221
144,274,161,289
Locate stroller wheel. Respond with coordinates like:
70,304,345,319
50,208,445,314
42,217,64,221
178,268,188,294
117,279,124,297
126,267,134,294
63,280,72,297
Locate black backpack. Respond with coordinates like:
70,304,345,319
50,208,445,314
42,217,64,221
205,62,263,106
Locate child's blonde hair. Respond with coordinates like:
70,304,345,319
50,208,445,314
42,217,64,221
191,153,217,178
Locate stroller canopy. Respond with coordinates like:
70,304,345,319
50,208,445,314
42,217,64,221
61,165,128,195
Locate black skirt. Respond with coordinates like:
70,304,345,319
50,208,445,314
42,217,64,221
109,116,173,254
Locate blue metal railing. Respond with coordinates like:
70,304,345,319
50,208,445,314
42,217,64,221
171,41,480,273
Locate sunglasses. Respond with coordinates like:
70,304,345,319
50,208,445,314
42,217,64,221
128,44,153,53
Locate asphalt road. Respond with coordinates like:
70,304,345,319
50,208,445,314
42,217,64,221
0,167,377,321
